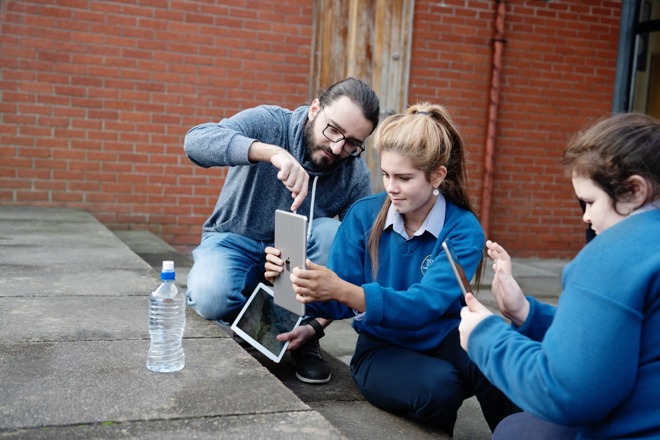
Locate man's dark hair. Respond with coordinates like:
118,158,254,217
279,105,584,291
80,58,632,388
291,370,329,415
318,77,380,133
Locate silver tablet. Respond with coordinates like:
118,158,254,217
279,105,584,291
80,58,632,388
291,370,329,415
442,240,473,296
273,209,307,316
230,283,302,363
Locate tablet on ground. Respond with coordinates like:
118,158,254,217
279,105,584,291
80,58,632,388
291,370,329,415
230,283,302,363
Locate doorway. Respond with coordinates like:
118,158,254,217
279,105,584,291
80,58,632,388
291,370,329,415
310,0,415,191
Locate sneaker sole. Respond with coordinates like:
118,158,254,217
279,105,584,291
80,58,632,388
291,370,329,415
295,372,332,384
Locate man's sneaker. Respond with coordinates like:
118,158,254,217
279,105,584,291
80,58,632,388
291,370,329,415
291,338,331,384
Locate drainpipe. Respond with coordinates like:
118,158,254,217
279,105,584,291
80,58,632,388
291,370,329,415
480,0,507,238
612,0,637,113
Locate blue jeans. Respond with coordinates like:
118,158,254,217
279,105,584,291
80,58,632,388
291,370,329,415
350,329,520,435
186,217,340,323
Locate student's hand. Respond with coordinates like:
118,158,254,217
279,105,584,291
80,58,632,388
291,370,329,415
264,246,284,283
486,240,530,326
291,260,367,312
270,149,309,212
291,260,342,303
459,293,493,351
277,322,316,351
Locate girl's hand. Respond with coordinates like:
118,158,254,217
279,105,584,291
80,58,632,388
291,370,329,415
264,246,284,283
291,260,342,303
291,260,367,312
459,293,493,351
486,240,530,326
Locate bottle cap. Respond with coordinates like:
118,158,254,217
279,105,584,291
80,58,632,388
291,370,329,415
161,261,175,280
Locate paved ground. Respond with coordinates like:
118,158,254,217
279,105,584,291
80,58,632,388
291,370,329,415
0,205,568,439
113,220,567,440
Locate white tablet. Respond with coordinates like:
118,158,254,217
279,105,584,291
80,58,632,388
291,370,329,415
230,283,302,363
273,209,307,316
442,240,473,297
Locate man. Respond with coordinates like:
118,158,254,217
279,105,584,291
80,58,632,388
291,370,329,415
184,77,380,384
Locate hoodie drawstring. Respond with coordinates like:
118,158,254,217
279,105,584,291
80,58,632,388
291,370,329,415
307,175,318,240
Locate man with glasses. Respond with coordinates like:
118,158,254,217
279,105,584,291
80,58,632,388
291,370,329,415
184,77,380,384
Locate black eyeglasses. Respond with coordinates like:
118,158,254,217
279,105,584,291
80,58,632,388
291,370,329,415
320,110,365,157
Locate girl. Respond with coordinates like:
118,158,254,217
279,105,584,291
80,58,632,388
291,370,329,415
266,103,518,435
460,112,660,439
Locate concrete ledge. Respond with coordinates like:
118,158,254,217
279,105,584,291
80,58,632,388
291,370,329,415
113,220,568,440
0,206,344,439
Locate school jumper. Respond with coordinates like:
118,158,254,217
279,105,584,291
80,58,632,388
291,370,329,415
468,208,660,439
307,192,519,433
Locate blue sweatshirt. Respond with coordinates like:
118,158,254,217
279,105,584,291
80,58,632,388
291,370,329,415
307,192,485,351
184,105,372,241
468,209,660,439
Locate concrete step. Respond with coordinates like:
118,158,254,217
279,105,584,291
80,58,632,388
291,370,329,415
114,229,569,440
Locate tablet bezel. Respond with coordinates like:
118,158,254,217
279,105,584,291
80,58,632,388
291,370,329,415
230,283,303,363
442,240,473,297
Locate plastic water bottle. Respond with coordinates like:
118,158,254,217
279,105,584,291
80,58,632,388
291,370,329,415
147,261,185,372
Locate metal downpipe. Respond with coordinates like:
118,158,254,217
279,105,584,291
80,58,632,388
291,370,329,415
480,0,507,238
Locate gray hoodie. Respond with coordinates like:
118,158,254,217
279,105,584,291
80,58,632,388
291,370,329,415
184,104,372,242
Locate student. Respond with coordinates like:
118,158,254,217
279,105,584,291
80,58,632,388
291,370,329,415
184,77,380,384
266,103,519,435
459,112,660,439
578,199,596,243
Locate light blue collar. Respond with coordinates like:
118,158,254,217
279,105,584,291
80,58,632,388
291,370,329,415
632,200,660,216
385,193,446,240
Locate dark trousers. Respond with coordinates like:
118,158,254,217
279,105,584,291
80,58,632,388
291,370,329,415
350,328,520,435
493,412,579,439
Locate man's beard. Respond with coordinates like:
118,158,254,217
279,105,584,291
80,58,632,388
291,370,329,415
303,119,344,171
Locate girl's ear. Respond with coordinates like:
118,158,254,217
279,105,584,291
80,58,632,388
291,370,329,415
432,166,448,188
627,175,650,209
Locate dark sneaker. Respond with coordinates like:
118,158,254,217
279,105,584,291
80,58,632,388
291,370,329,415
291,338,331,384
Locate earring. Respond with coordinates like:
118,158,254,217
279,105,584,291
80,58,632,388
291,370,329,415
433,188,439,196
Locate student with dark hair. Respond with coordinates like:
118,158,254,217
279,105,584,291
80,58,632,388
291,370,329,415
266,102,519,434
184,77,380,384
460,112,660,439
578,199,596,243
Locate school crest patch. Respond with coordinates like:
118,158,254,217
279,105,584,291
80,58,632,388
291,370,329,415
420,255,433,274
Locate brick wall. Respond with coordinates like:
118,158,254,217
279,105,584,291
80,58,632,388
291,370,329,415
0,0,620,258
0,0,313,250
408,0,619,257
492,1,619,257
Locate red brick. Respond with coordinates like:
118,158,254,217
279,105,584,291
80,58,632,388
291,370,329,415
0,0,620,258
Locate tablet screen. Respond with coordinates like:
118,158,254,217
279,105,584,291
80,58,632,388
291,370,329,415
230,283,302,363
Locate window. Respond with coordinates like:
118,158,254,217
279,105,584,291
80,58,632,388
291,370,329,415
630,0,660,118
616,0,660,118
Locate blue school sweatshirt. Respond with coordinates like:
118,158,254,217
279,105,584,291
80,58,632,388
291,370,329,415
468,209,660,439
307,192,485,352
